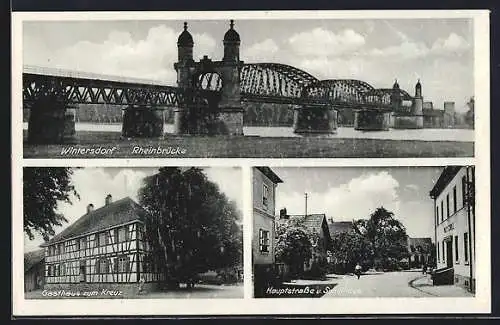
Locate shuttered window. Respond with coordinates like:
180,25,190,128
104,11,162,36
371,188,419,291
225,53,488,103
259,229,270,253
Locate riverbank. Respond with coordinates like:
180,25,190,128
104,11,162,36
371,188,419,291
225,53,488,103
23,131,474,158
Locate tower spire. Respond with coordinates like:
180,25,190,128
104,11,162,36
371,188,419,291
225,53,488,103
183,21,188,31
230,19,234,29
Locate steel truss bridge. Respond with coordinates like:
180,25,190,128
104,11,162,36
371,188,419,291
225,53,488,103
23,64,413,110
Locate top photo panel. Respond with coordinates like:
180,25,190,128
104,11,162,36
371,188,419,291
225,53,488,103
19,13,481,158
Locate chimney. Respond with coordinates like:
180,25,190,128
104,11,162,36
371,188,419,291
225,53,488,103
105,194,113,206
87,204,94,214
279,208,288,219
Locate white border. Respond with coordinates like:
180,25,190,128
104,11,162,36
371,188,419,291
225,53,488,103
12,10,491,316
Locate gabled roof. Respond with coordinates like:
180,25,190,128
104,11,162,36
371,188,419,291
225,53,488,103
24,249,45,273
286,214,326,231
328,221,355,235
41,197,149,247
255,167,283,184
429,166,462,198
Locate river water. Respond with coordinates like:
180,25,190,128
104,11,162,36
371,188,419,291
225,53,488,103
22,122,474,142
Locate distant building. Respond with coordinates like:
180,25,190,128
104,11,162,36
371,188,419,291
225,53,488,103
327,219,355,236
407,237,433,268
423,101,445,128
24,249,45,292
443,102,456,127
277,214,332,272
430,166,475,292
40,195,165,293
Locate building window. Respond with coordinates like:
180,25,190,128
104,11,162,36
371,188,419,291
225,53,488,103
442,241,445,262
59,243,65,254
98,232,109,246
446,194,450,218
453,186,457,213
98,258,110,274
464,233,469,263
55,264,60,276
437,241,440,261
259,229,270,253
116,256,130,273
436,206,439,225
454,236,459,262
262,183,269,208
54,245,59,255
61,263,66,276
440,201,444,222
80,237,87,250
462,175,467,207
118,227,129,242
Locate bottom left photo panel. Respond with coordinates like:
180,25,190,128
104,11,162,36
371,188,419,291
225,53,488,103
22,166,243,299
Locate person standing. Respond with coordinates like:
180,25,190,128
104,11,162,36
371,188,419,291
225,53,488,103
355,263,362,280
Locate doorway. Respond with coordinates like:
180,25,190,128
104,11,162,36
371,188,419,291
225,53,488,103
446,239,453,268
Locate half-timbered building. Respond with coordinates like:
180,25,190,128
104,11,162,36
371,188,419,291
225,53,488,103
41,195,164,291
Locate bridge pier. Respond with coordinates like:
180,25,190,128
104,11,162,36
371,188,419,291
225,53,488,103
27,99,76,144
354,109,391,131
121,105,164,138
218,109,244,135
293,106,337,134
392,114,424,129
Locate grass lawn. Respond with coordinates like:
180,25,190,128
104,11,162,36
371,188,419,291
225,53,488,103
23,131,474,158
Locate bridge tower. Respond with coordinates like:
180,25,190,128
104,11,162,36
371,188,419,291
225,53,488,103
173,22,195,134
412,79,424,128
218,20,244,135
173,20,244,135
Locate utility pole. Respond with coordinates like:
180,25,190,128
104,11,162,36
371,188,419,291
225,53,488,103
305,192,308,217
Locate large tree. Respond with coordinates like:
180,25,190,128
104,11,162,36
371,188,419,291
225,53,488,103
23,167,79,241
275,224,312,277
353,207,408,270
138,167,242,287
330,230,374,273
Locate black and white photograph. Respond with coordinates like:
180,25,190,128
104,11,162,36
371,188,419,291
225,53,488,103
252,166,476,298
23,167,243,299
21,16,477,158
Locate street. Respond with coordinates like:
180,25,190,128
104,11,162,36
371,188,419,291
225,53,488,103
323,271,473,298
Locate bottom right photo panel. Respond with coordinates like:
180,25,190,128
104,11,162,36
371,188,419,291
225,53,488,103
252,166,476,299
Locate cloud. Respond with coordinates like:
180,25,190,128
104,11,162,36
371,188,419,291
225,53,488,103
276,171,400,221
405,184,420,191
244,39,280,62
24,25,217,85
369,32,471,60
431,33,470,54
288,28,366,57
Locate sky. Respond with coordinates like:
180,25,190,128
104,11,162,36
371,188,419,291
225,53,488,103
273,167,445,240
24,167,242,252
23,18,474,112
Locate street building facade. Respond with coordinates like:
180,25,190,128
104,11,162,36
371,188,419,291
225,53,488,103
252,167,283,267
41,195,165,293
430,166,475,292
